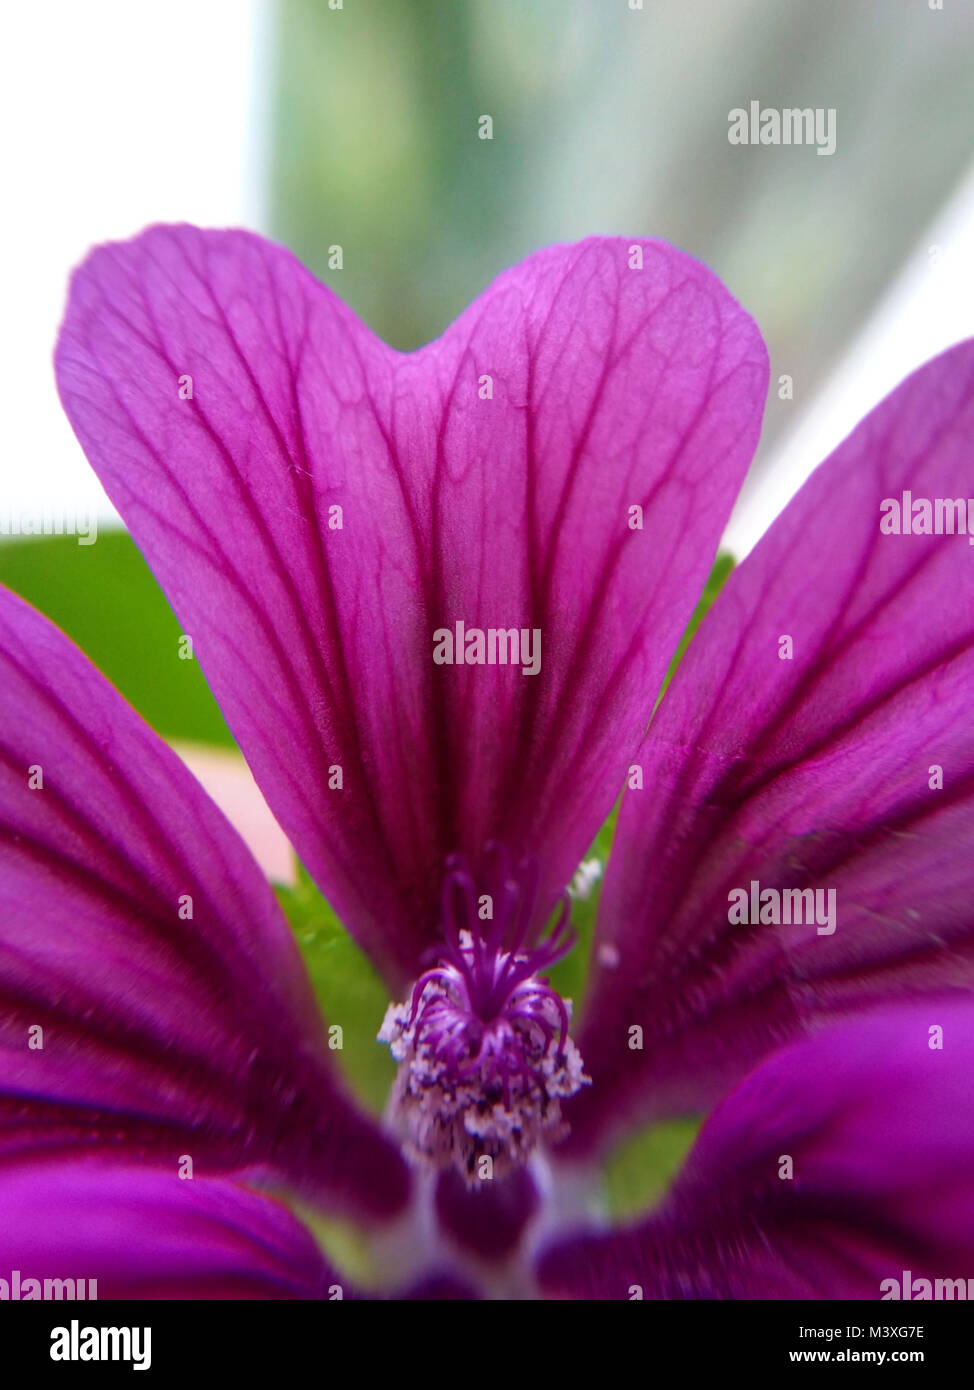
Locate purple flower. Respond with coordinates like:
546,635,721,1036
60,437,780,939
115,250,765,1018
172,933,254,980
0,229,971,1298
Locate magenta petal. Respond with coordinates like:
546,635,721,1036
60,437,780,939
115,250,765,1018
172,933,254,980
434,1166,539,1262
570,340,974,1155
0,587,407,1220
0,1161,345,1300
56,226,767,987
540,1003,974,1299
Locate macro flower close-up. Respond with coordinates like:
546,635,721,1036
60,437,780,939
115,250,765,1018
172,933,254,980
5,4,974,1347
1,222,972,1302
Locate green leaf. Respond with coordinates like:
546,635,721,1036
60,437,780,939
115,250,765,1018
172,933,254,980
0,531,232,747
657,550,735,706
604,1116,702,1220
546,804,617,1014
290,1200,379,1288
275,864,395,1114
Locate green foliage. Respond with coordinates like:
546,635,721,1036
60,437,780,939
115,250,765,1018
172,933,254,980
604,1116,702,1220
275,865,395,1113
658,549,735,706
273,0,540,351
290,1200,379,1288
546,804,616,1014
0,531,231,746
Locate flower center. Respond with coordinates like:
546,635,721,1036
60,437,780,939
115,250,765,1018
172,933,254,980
379,847,589,1184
